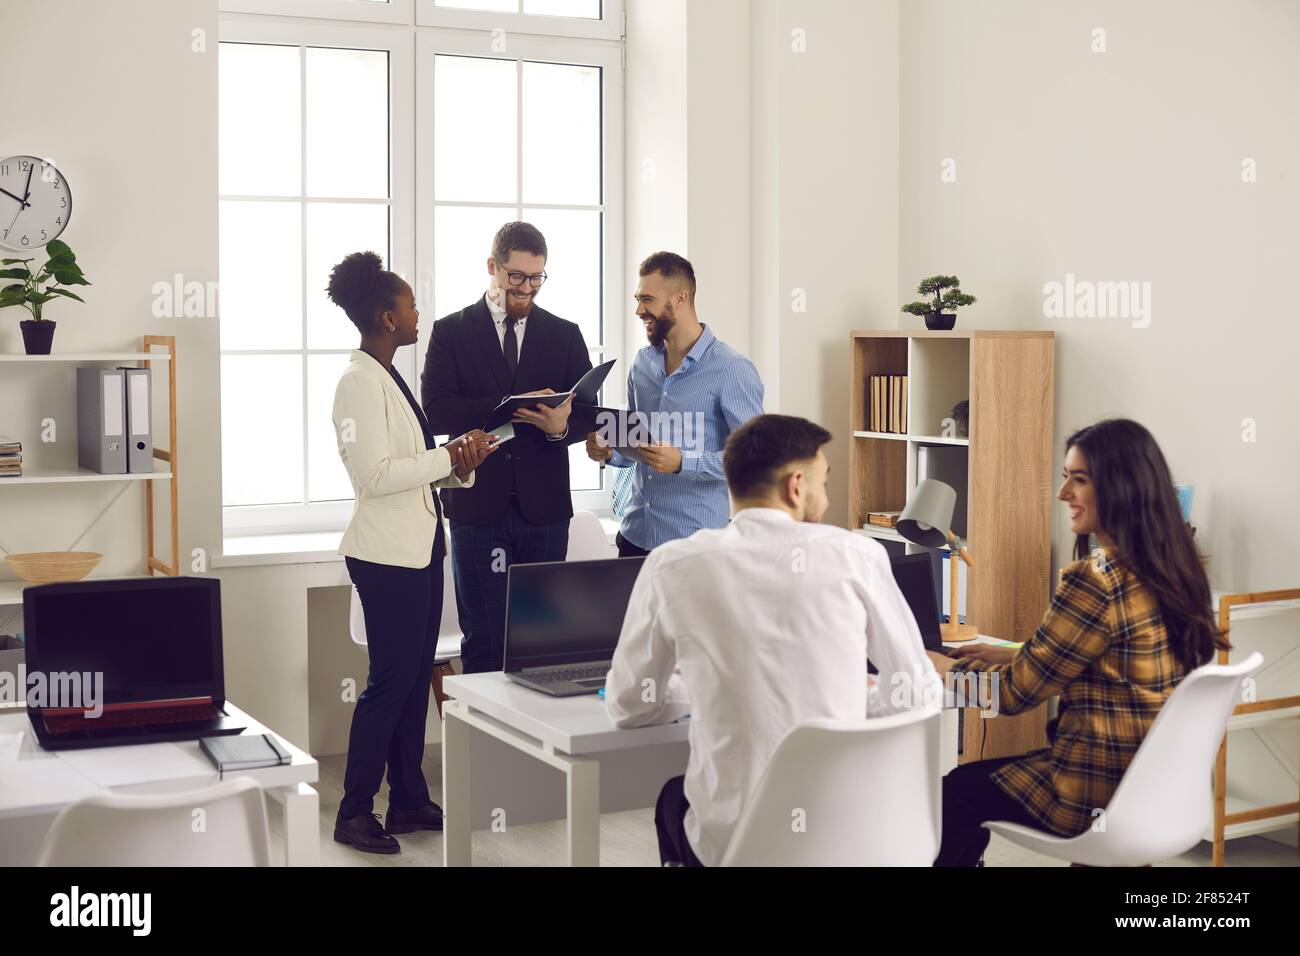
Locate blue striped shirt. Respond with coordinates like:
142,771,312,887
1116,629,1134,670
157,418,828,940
610,325,765,550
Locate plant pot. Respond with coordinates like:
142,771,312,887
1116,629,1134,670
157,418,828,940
924,312,957,331
19,319,56,355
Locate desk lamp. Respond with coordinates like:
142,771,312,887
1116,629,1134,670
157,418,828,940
897,478,977,642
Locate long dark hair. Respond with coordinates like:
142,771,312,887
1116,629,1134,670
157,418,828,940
1066,419,1228,669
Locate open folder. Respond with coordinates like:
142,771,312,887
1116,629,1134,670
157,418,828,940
589,405,654,463
479,358,617,435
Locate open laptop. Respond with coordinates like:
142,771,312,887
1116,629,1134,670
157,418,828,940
503,556,646,697
889,553,946,653
24,576,247,750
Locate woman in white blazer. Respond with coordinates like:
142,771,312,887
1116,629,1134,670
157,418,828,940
326,252,497,855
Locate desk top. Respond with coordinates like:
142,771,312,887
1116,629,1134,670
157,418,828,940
0,702,316,819
444,673,691,756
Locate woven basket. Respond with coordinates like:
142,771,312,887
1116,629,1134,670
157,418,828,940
5,551,102,584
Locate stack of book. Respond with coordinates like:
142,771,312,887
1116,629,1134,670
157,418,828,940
864,510,901,529
869,374,909,433
0,436,20,479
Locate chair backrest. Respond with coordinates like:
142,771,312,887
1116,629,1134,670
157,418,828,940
567,510,614,561
348,583,367,647
349,523,460,650
720,708,942,866
36,776,272,867
1097,651,1263,854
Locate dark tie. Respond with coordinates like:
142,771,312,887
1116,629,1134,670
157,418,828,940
503,316,519,379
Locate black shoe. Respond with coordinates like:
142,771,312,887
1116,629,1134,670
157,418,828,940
386,802,444,833
334,812,401,854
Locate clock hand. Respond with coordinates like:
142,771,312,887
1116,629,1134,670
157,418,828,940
0,187,29,208
20,162,34,203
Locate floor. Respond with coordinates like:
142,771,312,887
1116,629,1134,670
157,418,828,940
268,748,1300,868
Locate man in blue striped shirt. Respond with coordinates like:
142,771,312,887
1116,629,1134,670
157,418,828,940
586,252,765,556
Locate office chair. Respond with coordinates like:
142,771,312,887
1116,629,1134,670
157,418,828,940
36,776,272,866
984,652,1264,866
719,708,943,866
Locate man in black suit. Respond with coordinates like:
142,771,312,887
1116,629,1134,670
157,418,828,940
421,222,594,673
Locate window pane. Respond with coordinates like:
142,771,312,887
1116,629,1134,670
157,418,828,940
434,0,518,11
434,56,517,203
523,207,600,348
221,355,304,507
307,202,390,350
308,354,356,502
434,205,515,320
569,442,600,492
524,0,601,21
219,200,303,351
306,48,388,199
219,43,300,197
523,62,600,206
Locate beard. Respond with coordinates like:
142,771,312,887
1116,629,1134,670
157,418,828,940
645,301,676,348
504,287,535,320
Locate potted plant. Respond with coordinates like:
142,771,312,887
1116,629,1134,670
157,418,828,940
902,274,976,330
0,239,91,355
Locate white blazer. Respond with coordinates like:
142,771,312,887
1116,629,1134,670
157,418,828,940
332,350,474,569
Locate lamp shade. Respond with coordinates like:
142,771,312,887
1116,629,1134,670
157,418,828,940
897,479,958,549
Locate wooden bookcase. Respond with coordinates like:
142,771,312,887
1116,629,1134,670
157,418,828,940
849,330,1055,763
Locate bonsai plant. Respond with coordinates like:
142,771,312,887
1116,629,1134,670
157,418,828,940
902,274,976,331
0,239,91,355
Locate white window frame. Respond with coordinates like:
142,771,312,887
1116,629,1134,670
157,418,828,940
220,0,415,25
218,18,416,537
416,0,624,42
414,28,624,515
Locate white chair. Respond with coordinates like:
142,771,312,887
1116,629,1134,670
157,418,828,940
719,707,943,866
36,776,271,866
348,529,463,717
984,651,1264,866
568,509,616,561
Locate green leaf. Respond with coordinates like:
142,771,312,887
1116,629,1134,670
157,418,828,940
0,268,31,280
1,258,33,265
2,283,25,295
48,288,84,303
54,269,90,286
44,239,71,259
44,254,75,271
29,293,54,305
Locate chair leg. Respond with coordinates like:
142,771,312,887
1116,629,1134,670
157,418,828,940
431,661,455,719
1212,733,1228,867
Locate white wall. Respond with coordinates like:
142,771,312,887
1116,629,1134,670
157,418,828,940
899,0,1300,592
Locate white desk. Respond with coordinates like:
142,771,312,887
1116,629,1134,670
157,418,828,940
441,673,690,867
0,702,320,866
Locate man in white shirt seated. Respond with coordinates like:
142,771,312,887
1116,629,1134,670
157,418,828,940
604,413,941,866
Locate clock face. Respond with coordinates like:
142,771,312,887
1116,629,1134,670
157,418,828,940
0,155,72,252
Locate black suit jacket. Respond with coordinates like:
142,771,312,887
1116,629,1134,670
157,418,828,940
421,295,594,527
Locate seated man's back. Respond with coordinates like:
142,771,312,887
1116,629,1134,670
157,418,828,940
605,414,938,866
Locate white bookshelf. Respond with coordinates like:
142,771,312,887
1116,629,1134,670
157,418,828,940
0,352,170,363
0,463,172,485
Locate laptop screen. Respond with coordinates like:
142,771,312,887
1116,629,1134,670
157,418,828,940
504,557,646,671
889,553,944,652
23,577,224,709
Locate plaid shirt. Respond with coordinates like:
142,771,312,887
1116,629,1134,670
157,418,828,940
953,549,1191,836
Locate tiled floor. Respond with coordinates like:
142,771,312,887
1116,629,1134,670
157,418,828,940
270,749,1300,867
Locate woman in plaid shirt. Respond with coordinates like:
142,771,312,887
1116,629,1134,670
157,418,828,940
930,419,1229,867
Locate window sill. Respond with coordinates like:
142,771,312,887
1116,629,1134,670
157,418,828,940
214,531,345,569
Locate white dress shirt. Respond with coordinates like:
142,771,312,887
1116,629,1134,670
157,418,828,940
484,287,526,353
604,507,941,866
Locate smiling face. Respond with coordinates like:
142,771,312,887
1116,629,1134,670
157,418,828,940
1058,444,1102,539
488,250,546,320
382,277,420,346
634,270,684,347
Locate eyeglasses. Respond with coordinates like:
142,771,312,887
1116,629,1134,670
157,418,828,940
494,259,548,289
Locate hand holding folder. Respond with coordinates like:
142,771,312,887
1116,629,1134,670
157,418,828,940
480,358,617,434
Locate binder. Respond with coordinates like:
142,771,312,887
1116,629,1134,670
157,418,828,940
123,367,153,473
76,368,127,474
481,358,617,433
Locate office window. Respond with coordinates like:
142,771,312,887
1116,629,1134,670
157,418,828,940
219,39,396,533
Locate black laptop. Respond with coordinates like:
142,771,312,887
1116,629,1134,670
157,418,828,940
24,576,247,750
889,553,946,653
503,557,646,697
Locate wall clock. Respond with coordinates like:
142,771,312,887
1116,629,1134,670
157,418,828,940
0,155,72,252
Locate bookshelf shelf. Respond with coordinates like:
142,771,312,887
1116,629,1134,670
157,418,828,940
850,328,1055,763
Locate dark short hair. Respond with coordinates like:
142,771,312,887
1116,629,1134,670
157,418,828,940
325,251,406,332
492,221,548,264
639,251,696,302
724,414,832,500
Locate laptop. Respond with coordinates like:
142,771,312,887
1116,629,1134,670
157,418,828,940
889,553,946,653
503,557,646,697
24,576,248,750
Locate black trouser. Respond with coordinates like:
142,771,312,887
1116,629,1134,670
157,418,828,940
449,496,571,674
616,531,651,559
339,546,444,820
655,775,704,867
934,756,1042,866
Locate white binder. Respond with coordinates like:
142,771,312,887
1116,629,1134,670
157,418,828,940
124,367,153,474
